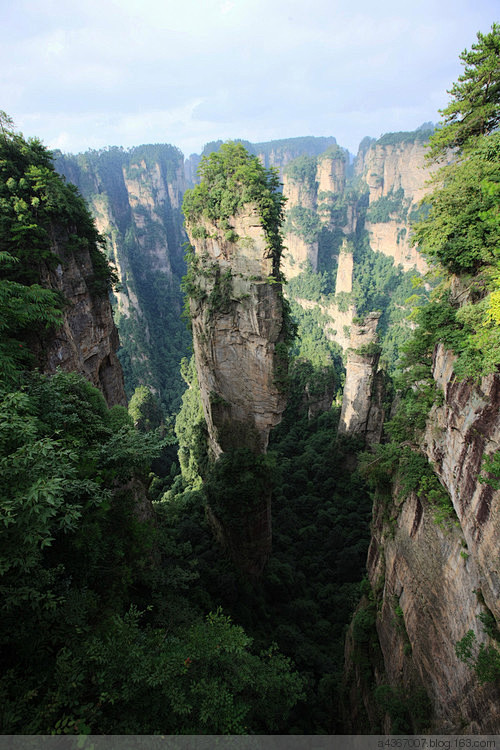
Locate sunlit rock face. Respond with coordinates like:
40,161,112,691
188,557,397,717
186,205,287,459
281,149,350,279
185,205,288,577
338,312,384,443
37,225,126,407
356,138,438,273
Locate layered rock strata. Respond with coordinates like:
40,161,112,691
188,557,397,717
186,207,287,458
338,312,384,442
345,338,500,732
185,205,288,576
281,149,351,279
37,227,127,407
356,137,437,273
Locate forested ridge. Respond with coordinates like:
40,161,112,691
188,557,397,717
1,23,500,735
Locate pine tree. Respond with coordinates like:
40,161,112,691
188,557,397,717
428,23,500,161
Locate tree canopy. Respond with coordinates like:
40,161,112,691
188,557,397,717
182,141,286,267
427,23,500,161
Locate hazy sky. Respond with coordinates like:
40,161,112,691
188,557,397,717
2,0,498,157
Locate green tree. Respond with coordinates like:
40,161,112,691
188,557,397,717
183,141,286,273
128,385,163,432
409,27,500,378
428,23,500,160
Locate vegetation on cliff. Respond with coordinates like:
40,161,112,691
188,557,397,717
55,143,191,415
183,141,286,273
0,125,306,734
412,23,500,380
355,27,500,728
4,23,500,735
362,25,500,519
0,113,116,383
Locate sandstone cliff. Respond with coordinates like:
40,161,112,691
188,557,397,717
183,145,290,578
55,145,190,412
281,147,351,280
344,318,500,732
356,132,437,273
185,206,287,459
37,225,126,407
338,312,384,443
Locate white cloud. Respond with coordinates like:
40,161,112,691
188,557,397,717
4,0,499,156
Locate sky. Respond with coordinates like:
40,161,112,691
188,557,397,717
1,0,498,158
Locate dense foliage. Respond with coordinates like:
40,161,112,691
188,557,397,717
410,24,500,381
0,116,117,384
0,112,115,295
183,142,286,272
0,125,307,734
361,24,500,548
163,388,372,733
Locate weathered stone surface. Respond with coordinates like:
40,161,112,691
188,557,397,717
281,232,318,279
185,205,288,577
338,312,384,442
38,227,127,407
55,148,188,407
281,151,353,279
187,206,287,459
366,480,500,732
335,247,353,295
317,152,346,197
364,219,427,274
424,344,500,634
350,338,500,732
356,139,437,273
282,172,317,211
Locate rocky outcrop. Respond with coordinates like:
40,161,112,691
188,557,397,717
184,202,289,577
55,145,189,412
338,312,384,442
37,226,126,407
186,207,287,459
357,134,437,273
281,233,318,280
347,343,500,733
281,148,352,279
317,150,346,200
335,245,353,295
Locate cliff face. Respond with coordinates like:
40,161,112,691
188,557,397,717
37,225,126,407
184,206,288,577
281,149,350,280
346,341,500,732
186,206,287,459
356,135,436,273
338,312,384,443
55,146,190,412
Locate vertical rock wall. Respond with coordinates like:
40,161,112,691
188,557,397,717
338,312,384,443
55,146,190,411
37,226,127,407
185,204,288,577
186,207,287,459
345,336,500,732
356,136,437,273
